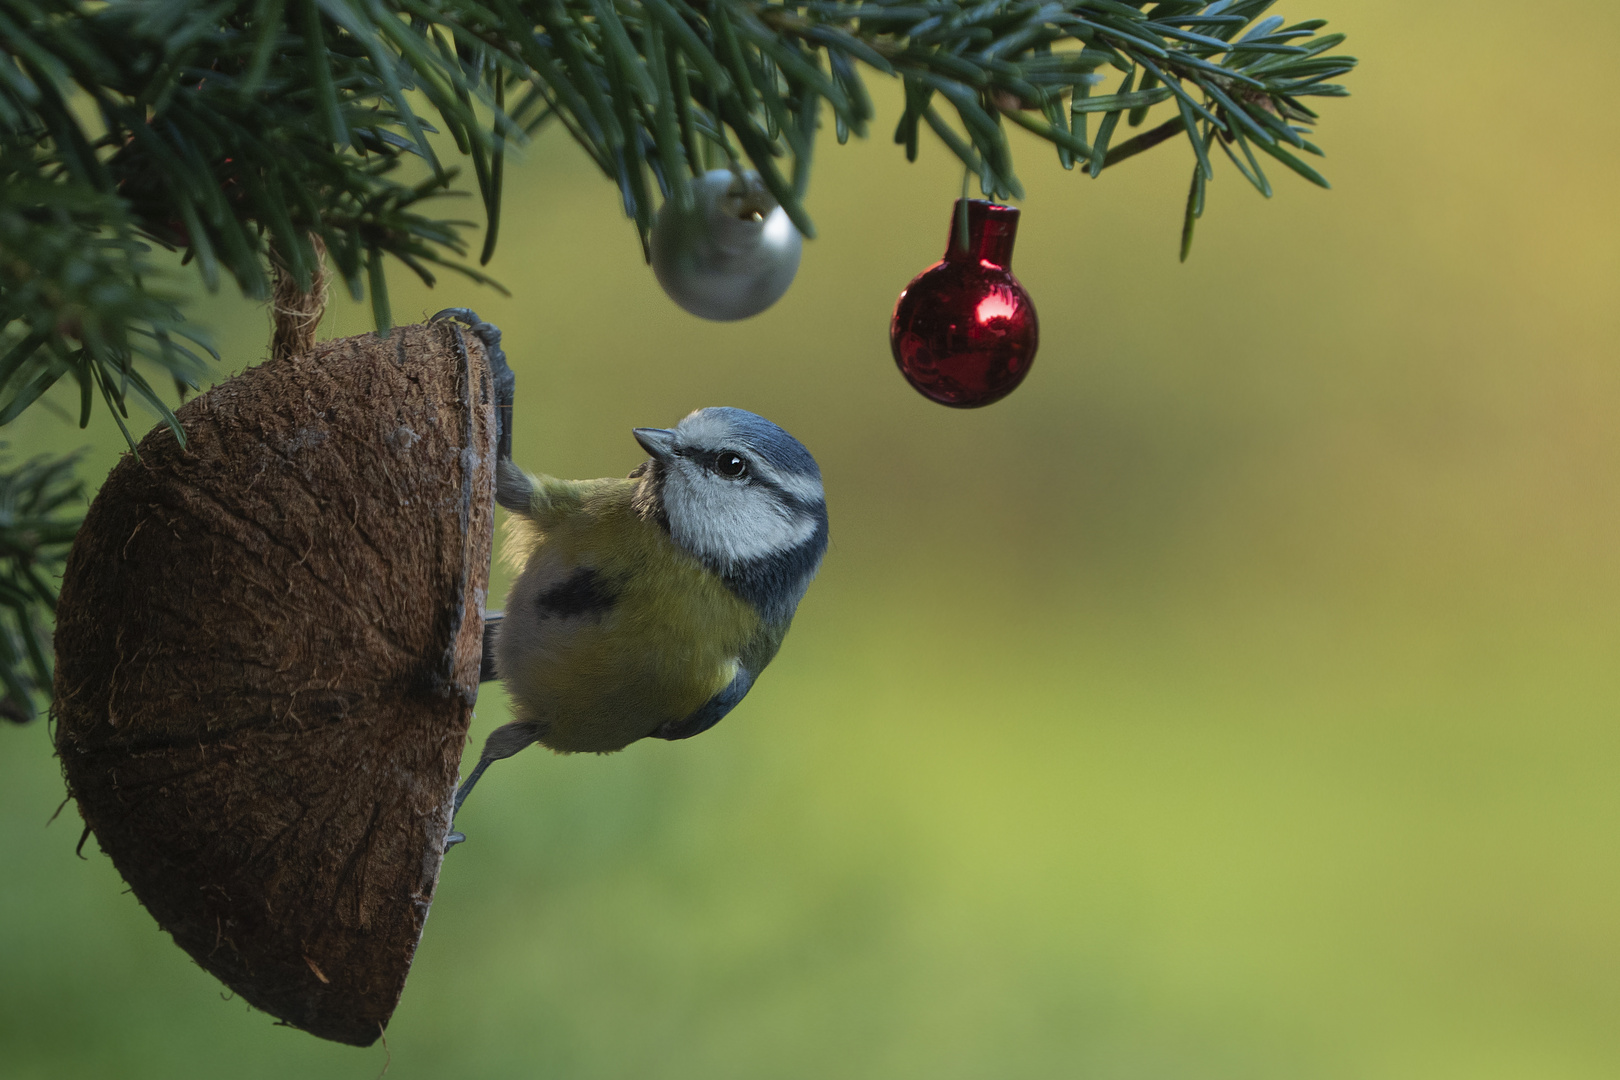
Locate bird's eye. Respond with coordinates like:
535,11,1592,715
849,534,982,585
714,451,748,479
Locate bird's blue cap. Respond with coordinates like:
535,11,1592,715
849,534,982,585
705,407,821,480
636,407,821,484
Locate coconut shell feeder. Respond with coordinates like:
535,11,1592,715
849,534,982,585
52,312,511,1046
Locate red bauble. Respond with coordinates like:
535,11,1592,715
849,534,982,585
890,199,1039,408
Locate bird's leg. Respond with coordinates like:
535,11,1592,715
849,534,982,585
444,719,545,851
430,309,529,849
430,308,514,465
430,308,529,677
479,610,503,683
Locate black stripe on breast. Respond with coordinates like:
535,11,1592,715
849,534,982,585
537,567,618,618
720,513,828,627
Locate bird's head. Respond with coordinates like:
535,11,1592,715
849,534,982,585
632,407,827,622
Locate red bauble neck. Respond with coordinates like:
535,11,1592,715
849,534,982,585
944,199,1020,268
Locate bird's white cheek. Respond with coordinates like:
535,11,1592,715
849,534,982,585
666,482,815,565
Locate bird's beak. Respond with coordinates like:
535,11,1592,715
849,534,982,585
632,427,677,461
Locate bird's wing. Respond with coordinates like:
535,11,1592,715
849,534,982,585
651,665,757,741
518,474,632,530
501,475,635,570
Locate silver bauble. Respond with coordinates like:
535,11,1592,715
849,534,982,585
650,169,803,321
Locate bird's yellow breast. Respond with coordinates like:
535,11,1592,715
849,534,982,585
494,475,760,753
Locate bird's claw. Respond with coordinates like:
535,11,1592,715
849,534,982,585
430,308,502,353
444,830,466,852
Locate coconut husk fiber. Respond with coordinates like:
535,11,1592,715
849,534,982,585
52,320,497,1046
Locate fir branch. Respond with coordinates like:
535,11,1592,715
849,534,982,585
361,0,1358,252
0,172,214,442
435,0,1357,250
0,446,83,723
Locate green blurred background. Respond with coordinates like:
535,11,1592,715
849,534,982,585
7,1,1620,1075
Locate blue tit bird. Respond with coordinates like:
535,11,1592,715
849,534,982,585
448,404,828,846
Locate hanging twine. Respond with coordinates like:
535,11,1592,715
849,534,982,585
270,234,329,362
